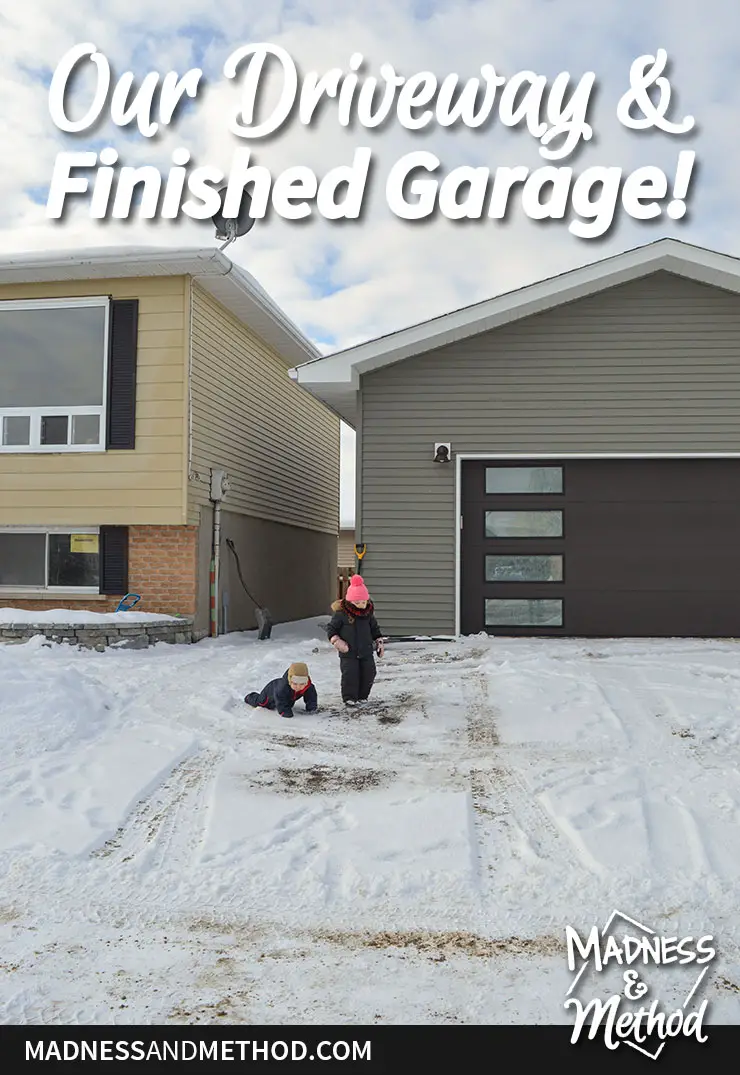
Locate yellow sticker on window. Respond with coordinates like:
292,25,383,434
70,534,99,554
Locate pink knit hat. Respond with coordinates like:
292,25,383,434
346,575,369,602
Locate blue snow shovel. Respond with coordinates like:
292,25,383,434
115,593,141,612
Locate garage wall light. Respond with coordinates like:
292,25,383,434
434,443,451,463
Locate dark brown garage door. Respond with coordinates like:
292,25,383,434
460,458,740,638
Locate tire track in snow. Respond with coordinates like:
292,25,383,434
584,666,733,883
649,687,740,782
463,673,587,897
90,749,221,873
471,767,605,881
505,658,740,882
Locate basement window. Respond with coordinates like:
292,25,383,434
0,298,109,453
0,528,100,591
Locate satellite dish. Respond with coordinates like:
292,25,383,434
211,186,255,250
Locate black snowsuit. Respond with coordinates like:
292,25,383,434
245,668,318,719
326,599,383,702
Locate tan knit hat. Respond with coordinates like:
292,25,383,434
288,662,309,684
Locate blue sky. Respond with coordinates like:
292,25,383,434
2,1,740,525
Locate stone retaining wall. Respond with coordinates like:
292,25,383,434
0,618,195,650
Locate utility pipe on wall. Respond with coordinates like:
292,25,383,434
209,469,229,638
211,499,222,638
209,557,216,637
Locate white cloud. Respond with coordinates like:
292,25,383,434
2,1,740,527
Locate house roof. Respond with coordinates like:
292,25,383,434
0,245,320,369
288,237,740,427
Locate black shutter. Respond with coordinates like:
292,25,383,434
99,526,129,595
106,299,139,449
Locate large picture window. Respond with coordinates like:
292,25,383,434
0,529,100,591
0,297,109,453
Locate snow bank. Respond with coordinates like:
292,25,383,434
0,607,180,624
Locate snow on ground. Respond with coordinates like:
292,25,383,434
0,608,179,623
1,621,740,1025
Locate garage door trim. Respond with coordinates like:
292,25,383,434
454,452,740,637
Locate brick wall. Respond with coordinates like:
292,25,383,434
128,525,198,616
0,524,199,617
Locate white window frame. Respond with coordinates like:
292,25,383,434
0,526,101,593
0,296,110,454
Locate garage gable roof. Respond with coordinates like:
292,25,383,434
288,237,740,426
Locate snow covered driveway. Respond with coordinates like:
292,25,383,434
1,621,739,1024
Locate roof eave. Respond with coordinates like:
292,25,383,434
0,245,321,369
288,366,358,428
0,246,230,278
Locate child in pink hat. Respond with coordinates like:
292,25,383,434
326,575,385,707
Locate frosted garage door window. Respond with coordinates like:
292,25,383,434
485,466,563,493
485,510,563,537
485,599,563,627
486,554,563,582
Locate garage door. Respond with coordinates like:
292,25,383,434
460,458,740,637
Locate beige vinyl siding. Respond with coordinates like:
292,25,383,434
188,283,339,532
360,271,740,636
338,529,355,567
0,276,188,525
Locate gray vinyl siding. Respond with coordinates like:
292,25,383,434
360,271,740,637
188,283,340,533
195,504,337,635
